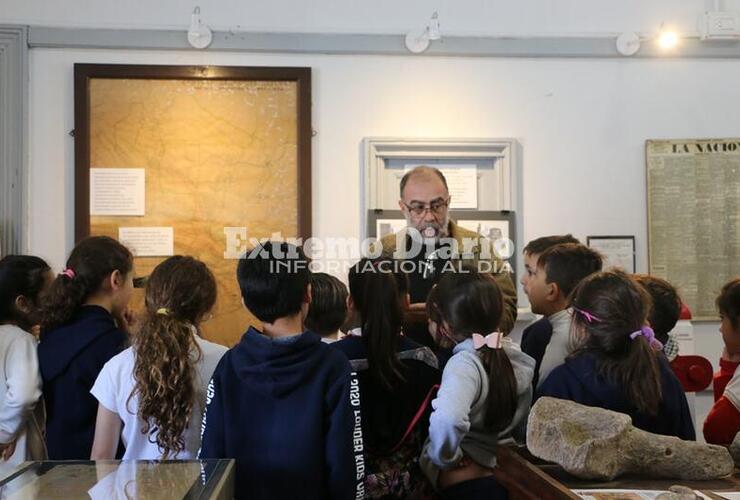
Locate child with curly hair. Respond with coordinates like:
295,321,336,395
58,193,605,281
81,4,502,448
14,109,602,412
90,256,227,459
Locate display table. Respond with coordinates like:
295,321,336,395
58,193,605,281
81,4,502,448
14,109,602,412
0,459,234,499
493,446,740,499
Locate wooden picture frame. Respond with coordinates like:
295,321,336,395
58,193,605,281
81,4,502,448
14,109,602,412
73,64,312,346
73,63,312,242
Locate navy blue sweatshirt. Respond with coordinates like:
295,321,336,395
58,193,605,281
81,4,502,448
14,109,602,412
38,305,127,459
520,317,554,388
199,327,364,500
536,352,695,440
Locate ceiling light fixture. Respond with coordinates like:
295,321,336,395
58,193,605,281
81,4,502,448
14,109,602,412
405,12,441,54
616,32,641,56
188,6,213,49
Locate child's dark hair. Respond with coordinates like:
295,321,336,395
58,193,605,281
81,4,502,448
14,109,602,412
717,277,740,329
523,234,580,256
237,241,310,323
40,236,133,331
634,274,682,345
429,269,517,432
348,258,409,390
538,243,603,298
130,256,217,458
305,273,348,337
0,255,51,330
570,270,661,415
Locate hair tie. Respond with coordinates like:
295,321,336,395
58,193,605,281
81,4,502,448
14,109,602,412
61,268,76,280
156,308,169,316
573,306,602,323
629,325,663,351
472,332,504,350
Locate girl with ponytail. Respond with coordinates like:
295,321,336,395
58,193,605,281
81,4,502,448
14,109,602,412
332,258,440,499
537,269,694,440
90,256,227,459
38,236,134,459
420,269,534,500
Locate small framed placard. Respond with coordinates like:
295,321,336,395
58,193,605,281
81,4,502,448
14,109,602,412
587,235,636,274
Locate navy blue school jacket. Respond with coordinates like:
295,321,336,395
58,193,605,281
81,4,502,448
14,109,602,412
38,305,127,459
199,327,364,500
536,352,695,440
520,317,554,388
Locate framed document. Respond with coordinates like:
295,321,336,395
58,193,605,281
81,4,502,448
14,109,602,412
74,64,312,346
587,235,636,274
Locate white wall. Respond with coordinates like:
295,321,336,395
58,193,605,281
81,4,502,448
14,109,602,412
16,0,737,439
28,49,740,270
1,0,736,35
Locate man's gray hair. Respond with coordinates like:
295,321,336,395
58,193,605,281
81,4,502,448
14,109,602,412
399,166,449,198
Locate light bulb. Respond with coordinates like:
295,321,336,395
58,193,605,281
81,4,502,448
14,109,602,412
658,30,679,49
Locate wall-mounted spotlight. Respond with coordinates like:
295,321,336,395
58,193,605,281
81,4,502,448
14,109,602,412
405,12,441,54
616,32,641,56
657,24,680,49
188,6,213,49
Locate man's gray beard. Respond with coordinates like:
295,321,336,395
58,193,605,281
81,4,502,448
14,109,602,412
403,213,450,242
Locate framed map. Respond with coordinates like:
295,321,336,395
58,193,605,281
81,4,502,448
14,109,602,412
646,139,740,320
74,64,311,346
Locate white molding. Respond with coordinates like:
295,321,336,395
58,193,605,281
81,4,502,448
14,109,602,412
0,25,28,255
362,136,521,239
27,26,740,59
363,136,527,307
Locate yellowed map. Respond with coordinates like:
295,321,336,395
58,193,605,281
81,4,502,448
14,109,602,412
90,78,299,346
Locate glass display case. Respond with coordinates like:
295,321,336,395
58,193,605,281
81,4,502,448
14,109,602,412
0,459,234,499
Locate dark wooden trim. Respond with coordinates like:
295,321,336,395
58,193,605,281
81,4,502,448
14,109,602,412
493,447,579,500
73,65,90,243
296,67,312,239
73,64,312,242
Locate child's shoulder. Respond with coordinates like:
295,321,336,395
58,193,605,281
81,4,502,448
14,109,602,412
329,335,362,359
309,342,353,387
94,346,135,389
90,323,128,353
0,324,35,344
103,345,135,371
318,340,353,368
196,336,229,356
538,353,593,394
444,349,485,376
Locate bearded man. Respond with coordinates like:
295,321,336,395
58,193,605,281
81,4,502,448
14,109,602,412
379,166,517,335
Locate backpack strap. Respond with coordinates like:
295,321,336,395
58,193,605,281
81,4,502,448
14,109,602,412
389,384,440,453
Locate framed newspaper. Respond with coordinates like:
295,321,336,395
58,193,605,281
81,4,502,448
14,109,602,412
646,138,740,320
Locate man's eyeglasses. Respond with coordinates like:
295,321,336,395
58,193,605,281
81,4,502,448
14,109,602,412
402,198,450,217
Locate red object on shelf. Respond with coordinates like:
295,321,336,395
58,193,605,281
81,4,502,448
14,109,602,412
679,303,692,320
670,355,713,392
